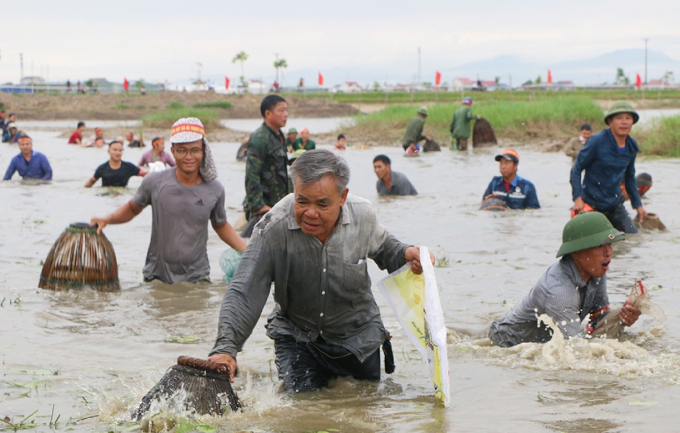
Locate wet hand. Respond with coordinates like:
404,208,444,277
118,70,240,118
573,197,585,212
90,217,107,234
257,205,272,213
207,353,238,382
405,246,435,275
619,300,641,327
636,206,648,223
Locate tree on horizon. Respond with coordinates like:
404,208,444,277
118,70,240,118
274,58,288,84
232,51,249,78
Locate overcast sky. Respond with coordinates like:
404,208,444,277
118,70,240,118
2,0,679,86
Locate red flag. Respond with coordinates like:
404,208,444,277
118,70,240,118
123,78,129,91
225,76,230,90
547,69,552,84
435,71,442,86
318,72,324,86
636,73,642,88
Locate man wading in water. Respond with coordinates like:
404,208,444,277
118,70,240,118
489,212,640,347
209,149,434,392
91,117,246,284
571,101,647,233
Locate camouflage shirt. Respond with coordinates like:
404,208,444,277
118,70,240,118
244,122,290,218
402,116,426,149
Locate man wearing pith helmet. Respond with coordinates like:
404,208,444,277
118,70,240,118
489,212,640,347
402,107,431,152
570,101,647,233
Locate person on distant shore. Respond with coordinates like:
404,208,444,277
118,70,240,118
126,131,144,148
68,122,86,145
83,128,105,148
91,117,246,284
489,212,640,347
139,137,175,168
564,124,593,162
3,135,53,181
450,97,481,151
285,127,298,152
373,154,417,196
482,149,540,209
402,107,430,152
571,101,647,233
335,133,347,150
3,124,21,144
243,95,291,225
85,140,144,188
292,128,316,151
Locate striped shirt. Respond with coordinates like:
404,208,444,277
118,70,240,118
489,255,609,347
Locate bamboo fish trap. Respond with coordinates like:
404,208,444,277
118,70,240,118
38,222,120,291
472,118,498,147
132,356,241,420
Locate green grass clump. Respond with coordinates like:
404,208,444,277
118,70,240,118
115,102,130,109
141,107,220,129
350,98,603,142
193,101,232,109
168,101,186,109
639,115,680,157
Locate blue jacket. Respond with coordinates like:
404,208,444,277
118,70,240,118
3,151,53,180
483,174,540,209
570,129,641,212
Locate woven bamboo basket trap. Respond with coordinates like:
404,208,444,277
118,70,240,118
39,222,120,291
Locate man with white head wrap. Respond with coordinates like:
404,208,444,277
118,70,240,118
91,118,246,284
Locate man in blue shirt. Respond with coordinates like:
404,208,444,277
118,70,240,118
3,135,53,181
570,101,647,233
482,148,540,209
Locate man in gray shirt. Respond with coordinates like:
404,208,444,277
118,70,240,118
373,154,418,196
208,149,433,392
91,117,246,284
489,212,641,347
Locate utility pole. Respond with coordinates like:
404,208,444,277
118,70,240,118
644,38,649,84
418,47,421,85
20,53,24,81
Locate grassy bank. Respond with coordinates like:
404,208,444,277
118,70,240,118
140,102,222,129
639,115,680,157
345,98,603,144
283,88,680,107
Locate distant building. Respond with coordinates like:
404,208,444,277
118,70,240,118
330,81,362,93
522,80,576,91
450,78,475,91
19,76,45,86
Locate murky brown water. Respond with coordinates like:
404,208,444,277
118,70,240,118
2,126,680,433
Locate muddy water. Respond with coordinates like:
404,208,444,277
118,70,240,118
2,127,680,433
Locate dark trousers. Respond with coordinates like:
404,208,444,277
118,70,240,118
601,202,637,234
274,336,381,393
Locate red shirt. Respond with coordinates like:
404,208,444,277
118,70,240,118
503,181,511,192
68,130,82,144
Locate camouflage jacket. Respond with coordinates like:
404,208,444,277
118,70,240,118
402,116,426,148
244,122,290,218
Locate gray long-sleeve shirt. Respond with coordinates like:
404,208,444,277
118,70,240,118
376,170,418,196
489,255,609,347
210,193,410,362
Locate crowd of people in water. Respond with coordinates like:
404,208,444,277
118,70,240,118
1,94,660,392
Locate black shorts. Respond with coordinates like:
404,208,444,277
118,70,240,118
274,335,381,393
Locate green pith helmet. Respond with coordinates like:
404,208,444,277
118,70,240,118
417,107,429,117
288,127,298,134
604,101,639,125
556,212,625,257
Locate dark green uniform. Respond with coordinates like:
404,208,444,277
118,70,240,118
244,122,290,219
402,117,426,150
292,138,316,151
285,136,295,152
450,106,475,150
